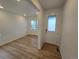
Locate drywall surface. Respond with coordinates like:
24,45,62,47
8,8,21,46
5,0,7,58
31,0,45,49
60,0,78,59
37,10,45,49
44,8,63,46
0,10,27,46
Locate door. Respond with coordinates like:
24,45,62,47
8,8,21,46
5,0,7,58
45,15,57,44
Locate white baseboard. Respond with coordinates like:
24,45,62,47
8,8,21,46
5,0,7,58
0,33,27,46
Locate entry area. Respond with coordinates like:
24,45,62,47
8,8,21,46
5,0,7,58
0,0,77,59
0,35,61,59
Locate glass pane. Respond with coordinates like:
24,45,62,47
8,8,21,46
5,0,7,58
48,16,56,32
31,20,37,30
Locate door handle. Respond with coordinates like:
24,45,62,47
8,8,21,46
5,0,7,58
45,29,47,32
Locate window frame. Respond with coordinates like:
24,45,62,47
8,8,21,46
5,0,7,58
31,19,37,31
47,15,57,32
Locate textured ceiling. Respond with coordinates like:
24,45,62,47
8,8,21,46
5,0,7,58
39,0,66,10
0,0,38,16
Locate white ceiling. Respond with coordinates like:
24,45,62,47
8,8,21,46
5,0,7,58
0,0,38,16
39,0,66,10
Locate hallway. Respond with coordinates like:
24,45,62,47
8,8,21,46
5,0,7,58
0,0,77,59
0,35,61,59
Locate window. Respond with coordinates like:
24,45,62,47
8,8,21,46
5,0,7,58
48,16,56,32
31,20,37,30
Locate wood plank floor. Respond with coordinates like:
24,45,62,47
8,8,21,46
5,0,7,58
0,35,61,59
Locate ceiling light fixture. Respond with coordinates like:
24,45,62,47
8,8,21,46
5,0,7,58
16,0,21,2
36,12,39,15
0,5,4,9
24,14,26,16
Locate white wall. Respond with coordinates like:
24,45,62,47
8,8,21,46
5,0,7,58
60,0,78,59
44,8,62,46
0,10,27,46
31,0,45,49
37,10,45,49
